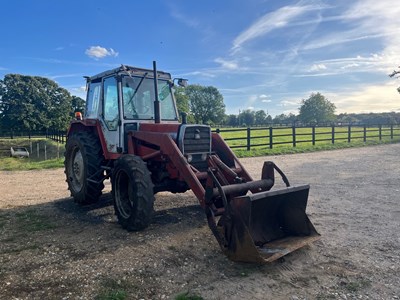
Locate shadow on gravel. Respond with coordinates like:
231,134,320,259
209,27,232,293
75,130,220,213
52,192,205,229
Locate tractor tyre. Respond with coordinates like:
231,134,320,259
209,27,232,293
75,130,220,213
64,131,105,205
112,155,155,231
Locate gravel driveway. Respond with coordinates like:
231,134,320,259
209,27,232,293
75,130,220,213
0,143,399,299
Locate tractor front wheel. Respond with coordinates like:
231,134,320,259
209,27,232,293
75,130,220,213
112,155,155,231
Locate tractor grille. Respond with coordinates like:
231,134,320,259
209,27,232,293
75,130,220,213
179,125,211,171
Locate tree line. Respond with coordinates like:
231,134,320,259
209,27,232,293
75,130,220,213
1,73,399,132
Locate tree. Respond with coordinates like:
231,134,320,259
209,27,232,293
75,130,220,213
336,113,359,125
239,109,255,126
226,114,238,127
389,66,400,94
254,110,266,126
71,95,85,115
185,84,225,124
298,93,336,125
273,113,291,125
0,74,74,131
266,114,273,125
174,86,189,116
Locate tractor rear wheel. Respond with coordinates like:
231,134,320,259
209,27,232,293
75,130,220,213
65,131,105,204
112,155,155,231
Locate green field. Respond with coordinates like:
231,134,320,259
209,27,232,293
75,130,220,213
0,138,64,170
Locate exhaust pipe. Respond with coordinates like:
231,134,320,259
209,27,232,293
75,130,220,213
153,61,161,124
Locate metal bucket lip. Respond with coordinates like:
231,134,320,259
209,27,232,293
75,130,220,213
234,184,310,201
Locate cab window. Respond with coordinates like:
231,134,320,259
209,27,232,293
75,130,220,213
86,82,101,118
103,77,119,130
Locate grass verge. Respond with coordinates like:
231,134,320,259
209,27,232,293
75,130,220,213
95,278,137,300
0,138,64,170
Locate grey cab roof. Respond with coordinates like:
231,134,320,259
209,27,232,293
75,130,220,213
87,64,172,82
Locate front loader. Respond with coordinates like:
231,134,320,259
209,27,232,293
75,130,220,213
65,61,320,263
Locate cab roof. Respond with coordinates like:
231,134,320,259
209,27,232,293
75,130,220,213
86,64,172,82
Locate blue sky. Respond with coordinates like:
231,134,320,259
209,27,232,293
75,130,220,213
1,0,399,116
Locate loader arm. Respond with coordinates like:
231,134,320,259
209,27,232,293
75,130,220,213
131,131,207,206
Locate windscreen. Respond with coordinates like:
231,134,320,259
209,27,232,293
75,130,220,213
122,76,178,120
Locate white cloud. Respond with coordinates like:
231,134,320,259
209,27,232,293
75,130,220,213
280,99,301,107
85,46,119,60
296,53,394,77
214,58,239,70
259,94,272,103
247,106,255,110
177,70,216,78
232,4,324,51
302,0,400,74
0,66,7,71
310,63,327,72
332,82,400,113
50,73,82,80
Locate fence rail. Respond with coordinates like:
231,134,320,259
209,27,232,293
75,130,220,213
214,124,400,151
0,129,66,143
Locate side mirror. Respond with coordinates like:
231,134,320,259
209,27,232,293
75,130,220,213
173,78,188,87
177,78,188,87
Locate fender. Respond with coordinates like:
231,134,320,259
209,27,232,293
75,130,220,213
67,119,121,160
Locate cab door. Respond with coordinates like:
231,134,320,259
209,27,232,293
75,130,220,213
102,76,121,153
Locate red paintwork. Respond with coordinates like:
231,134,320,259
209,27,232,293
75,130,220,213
68,119,121,160
139,123,180,133
131,130,207,206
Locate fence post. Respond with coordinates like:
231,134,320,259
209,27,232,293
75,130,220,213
348,125,351,143
363,125,367,143
216,128,220,134
269,127,273,149
391,124,394,140
379,125,382,141
246,127,251,151
292,126,296,147
331,125,335,144
312,126,315,145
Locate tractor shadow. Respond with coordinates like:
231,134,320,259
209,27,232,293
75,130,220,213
53,192,205,229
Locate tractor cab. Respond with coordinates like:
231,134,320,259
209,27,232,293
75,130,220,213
83,64,184,154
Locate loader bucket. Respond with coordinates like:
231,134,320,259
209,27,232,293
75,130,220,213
218,185,320,263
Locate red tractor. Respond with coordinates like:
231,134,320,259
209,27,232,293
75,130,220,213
65,62,319,263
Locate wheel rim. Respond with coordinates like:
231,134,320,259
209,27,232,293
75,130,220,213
115,170,133,219
69,148,84,192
